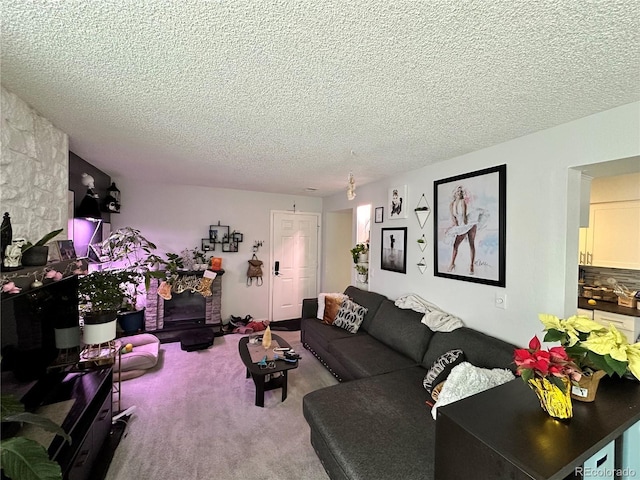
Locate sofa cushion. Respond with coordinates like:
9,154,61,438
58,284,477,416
343,286,387,331
423,349,465,397
323,295,345,325
333,298,368,333
367,299,434,363
318,292,348,321
301,316,362,353
328,334,418,379
303,367,435,480
421,327,517,372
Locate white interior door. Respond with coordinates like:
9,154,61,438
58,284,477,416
271,212,319,321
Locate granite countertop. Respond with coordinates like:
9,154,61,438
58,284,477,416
578,296,640,317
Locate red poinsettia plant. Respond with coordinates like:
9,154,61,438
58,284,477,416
514,336,582,392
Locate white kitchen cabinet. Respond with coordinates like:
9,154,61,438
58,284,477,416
593,310,640,344
578,200,640,269
577,308,594,319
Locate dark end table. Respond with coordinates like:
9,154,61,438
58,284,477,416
238,334,299,407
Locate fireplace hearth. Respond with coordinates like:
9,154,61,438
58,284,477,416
145,270,224,343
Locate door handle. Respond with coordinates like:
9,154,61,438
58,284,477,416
579,252,585,264
586,252,593,265
274,261,280,276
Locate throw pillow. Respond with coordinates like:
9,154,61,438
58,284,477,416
430,362,515,419
423,349,465,398
323,295,345,325
333,298,368,333
317,293,347,321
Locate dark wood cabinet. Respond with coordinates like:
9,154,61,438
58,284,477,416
435,377,640,480
20,368,113,480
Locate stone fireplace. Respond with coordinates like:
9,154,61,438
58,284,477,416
145,270,223,337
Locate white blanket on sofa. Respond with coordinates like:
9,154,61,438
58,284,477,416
395,293,464,332
431,362,515,419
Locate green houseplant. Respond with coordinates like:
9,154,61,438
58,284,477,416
355,264,368,283
20,228,64,266
99,227,171,333
350,243,369,264
78,269,141,340
1,394,71,480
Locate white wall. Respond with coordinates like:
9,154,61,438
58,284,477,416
109,179,322,323
323,102,640,347
0,86,69,242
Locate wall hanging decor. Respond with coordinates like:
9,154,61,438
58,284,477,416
375,206,384,223
433,165,506,287
417,234,427,252
415,193,431,228
388,185,408,220
203,221,243,252
417,258,427,274
381,227,407,273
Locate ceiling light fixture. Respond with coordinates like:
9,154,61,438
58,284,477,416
347,172,356,201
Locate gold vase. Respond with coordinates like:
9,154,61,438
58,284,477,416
528,377,573,420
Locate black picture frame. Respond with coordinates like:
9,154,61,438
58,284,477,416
375,207,384,223
233,232,243,243
433,164,506,287
381,227,407,274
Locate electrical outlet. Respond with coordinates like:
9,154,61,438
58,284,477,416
495,293,507,309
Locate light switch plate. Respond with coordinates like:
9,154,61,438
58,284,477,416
495,293,507,309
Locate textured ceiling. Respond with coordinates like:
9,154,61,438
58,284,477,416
2,1,639,197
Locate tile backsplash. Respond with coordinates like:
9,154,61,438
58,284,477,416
581,266,640,292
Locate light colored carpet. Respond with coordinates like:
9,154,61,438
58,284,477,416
105,331,337,480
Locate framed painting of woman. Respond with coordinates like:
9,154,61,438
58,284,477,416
433,165,506,286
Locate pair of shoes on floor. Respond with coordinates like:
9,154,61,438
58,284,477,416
229,315,253,327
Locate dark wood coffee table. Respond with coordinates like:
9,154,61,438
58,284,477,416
238,333,299,407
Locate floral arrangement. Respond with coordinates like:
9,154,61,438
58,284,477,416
514,336,582,392
539,313,640,381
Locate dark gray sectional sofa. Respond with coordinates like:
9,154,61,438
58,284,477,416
301,286,517,480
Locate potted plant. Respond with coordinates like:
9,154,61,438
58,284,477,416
100,227,171,333
1,394,71,480
20,228,63,266
78,269,140,341
514,335,582,419
355,264,368,283
350,243,369,264
539,313,640,400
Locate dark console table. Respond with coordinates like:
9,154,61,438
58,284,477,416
435,377,640,480
20,367,113,480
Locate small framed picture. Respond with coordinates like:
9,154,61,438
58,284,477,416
233,232,244,243
388,185,408,219
375,207,384,223
56,240,77,260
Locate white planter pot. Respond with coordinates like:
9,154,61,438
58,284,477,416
358,253,369,263
83,319,117,344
